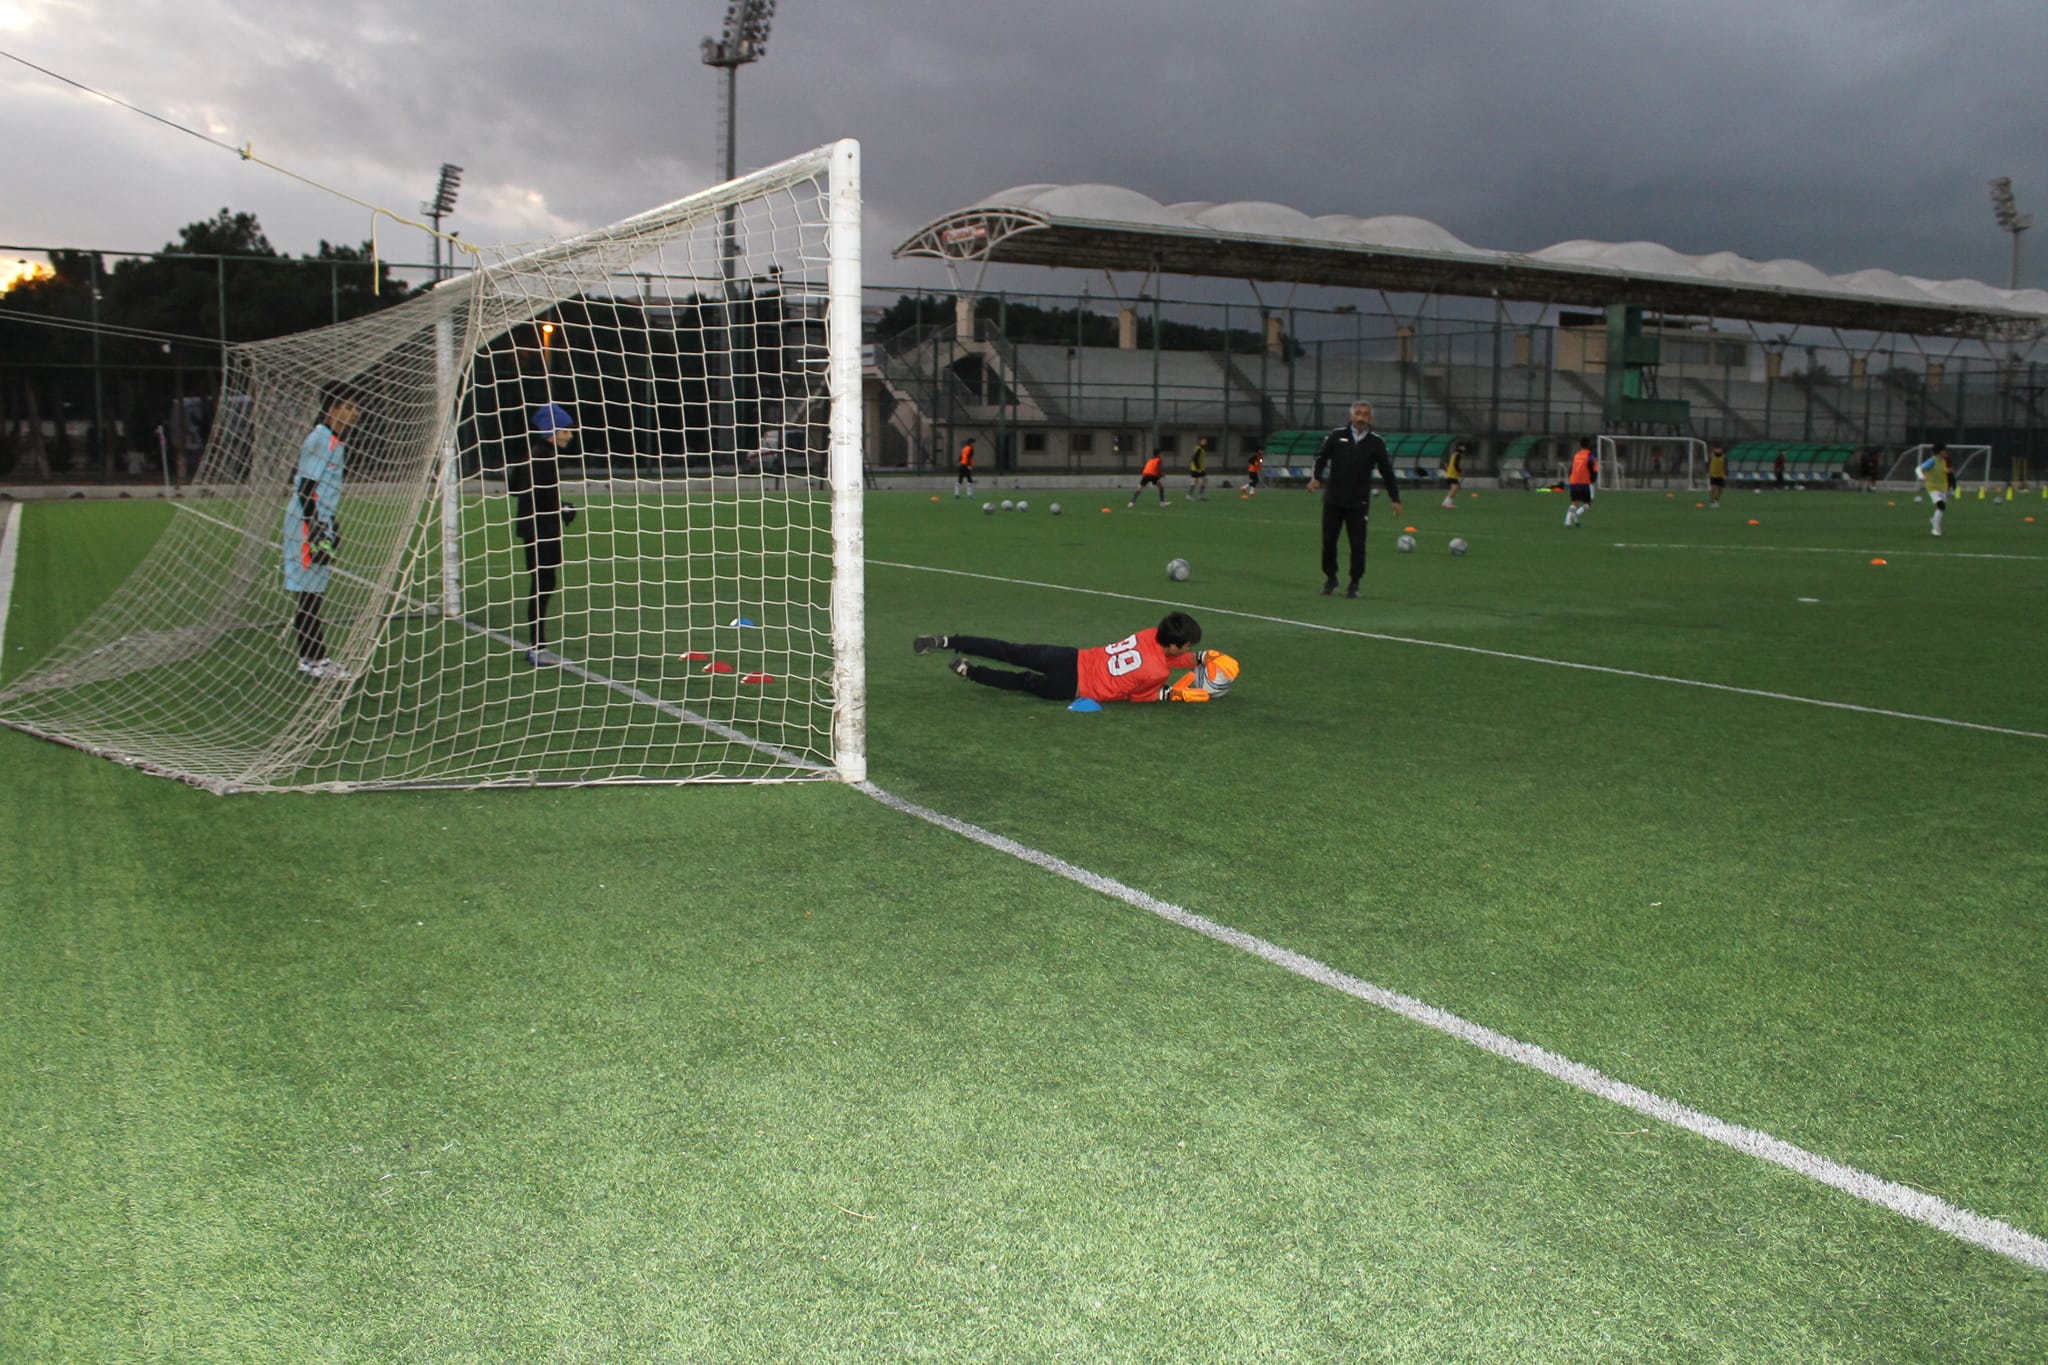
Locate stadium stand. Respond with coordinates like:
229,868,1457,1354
1724,441,1858,486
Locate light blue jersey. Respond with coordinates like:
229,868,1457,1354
282,423,346,593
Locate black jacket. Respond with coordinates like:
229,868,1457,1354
1313,425,1400,506
506,436,564,530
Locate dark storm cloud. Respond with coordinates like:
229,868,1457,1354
2,0,2042,289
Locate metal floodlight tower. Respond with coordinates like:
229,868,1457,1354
701,1,774,464
421,163,464,282
702,0,774,284
1989,176,2032,290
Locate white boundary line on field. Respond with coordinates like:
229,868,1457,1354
0,502,21,677
871,559,2048,741
1609,540,2048,562
856,778,2048,1273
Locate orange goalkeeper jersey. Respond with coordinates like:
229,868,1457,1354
1076,628,1190,704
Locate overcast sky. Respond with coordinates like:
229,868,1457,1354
3,0,2044,301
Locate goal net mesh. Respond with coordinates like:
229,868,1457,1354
0,141,865,792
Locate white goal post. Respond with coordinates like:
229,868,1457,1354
0,140,865,792
1594,435,1708,490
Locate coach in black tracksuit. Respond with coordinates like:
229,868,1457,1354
1310,400,1403,598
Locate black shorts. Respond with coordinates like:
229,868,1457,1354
1138,473,1162,487
1710,477,1725,490
1568,483,1593,504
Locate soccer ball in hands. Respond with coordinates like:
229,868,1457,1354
1196,650,1239,695
1396,534,1417,553
1166,557,1191,581
1449,537,1469,556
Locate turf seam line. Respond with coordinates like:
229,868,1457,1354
0,501,20,681
855,778,2048,1274
872,559,2047,740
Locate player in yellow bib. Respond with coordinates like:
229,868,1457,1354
1917,444,1951,537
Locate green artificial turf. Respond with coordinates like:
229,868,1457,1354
3,485,2046,1361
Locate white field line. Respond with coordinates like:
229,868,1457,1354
1609,540,2048,562
857,778,2048,1273
0,502,20,677
872,559,2048,741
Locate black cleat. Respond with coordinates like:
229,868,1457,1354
913,634,948,655
1320,580,1337,596
950,657,969,678
1346,584,1360,599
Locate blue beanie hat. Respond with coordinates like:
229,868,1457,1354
531,402,575,435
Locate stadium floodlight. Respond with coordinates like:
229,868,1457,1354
702,0,775,68
702,0,776,186
420,163,464,282
701,1,777,459
1988,177,2032,290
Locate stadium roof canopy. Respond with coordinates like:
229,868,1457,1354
896,184,2048,340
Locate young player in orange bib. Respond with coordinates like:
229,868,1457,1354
1564,437,1599,528
954,439,976,498
1127,450,1170,507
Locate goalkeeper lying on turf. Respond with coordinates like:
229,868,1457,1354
913,612,1238,703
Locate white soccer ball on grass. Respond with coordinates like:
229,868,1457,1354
1166,557,1191,582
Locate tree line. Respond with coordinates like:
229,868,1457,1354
0,209,413,478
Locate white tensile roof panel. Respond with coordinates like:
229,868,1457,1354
899,183,2047,337
1320,214,1489,256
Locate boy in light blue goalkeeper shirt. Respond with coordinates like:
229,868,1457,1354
283,386,361,678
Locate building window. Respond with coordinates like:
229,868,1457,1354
1023,432,1046,453
1070,432,1095,454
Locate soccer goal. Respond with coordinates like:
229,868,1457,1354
0,140,866,792
1594,435,1707,490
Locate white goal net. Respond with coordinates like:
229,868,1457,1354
0,140,865,792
